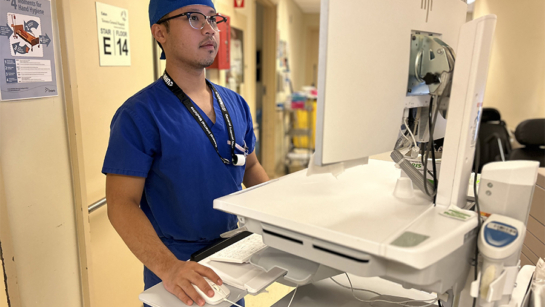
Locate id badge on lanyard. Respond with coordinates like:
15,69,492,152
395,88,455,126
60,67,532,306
162,71,245,166
228,140,249,166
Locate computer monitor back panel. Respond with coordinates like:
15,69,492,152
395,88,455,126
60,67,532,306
315,0,467,165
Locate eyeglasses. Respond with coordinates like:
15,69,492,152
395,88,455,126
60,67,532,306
157,12,227,32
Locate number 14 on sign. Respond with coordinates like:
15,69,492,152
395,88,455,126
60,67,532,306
116,38,129,55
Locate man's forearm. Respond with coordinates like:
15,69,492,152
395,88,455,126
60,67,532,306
108,200,178,279
243,162,269,188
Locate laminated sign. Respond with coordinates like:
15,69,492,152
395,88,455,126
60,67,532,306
0,0,58,100
96,2,131,66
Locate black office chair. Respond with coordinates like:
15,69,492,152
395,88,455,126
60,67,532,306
474,108,512,173
509,118,545,167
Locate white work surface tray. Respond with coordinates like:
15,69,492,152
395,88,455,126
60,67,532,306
214,160,478,269
139,282,246,307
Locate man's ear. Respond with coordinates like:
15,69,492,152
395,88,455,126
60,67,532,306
151,24,167,45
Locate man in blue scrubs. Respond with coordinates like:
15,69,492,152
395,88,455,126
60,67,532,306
102,1,269,306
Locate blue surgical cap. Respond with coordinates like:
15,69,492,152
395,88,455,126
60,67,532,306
149,0,216,27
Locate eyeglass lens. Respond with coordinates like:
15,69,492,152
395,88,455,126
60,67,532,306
188,13,223,31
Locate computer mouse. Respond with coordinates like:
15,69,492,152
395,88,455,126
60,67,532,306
192,277,231,305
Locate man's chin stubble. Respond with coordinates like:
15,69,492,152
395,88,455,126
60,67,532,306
197,52,217,68
200,58,215,67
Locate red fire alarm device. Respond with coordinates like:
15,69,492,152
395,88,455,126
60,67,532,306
234,0,244,8
208,15,230,70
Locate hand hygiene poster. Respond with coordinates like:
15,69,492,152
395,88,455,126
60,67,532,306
0,0,58,101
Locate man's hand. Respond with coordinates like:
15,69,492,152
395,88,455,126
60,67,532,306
162,260,223,306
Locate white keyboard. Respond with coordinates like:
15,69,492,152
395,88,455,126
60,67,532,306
208,234,267,264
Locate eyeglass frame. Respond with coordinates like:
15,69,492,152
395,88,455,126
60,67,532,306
157,12,227,31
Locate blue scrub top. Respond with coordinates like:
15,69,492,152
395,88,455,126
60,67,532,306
102,78,256,247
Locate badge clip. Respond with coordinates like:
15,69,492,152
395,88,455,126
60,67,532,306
233,154,246,166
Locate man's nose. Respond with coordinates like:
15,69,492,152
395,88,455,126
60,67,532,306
201,19,217,35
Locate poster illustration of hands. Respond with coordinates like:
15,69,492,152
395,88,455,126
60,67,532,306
0,0,57,101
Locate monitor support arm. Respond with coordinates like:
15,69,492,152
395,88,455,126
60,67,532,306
392,35,457,197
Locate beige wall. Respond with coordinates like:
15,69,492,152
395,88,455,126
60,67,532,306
68,0,155,204
0,1,83,306
277,2,320,92
277,0,305,91
89,207,143,306
474,0,545,130
303,13,320,87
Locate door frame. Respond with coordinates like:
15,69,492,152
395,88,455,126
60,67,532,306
256,0,278,177
55,0,93,306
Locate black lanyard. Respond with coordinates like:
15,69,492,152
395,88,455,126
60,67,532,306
162,71,238,165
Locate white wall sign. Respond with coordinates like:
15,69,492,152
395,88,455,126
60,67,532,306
96,2,130,67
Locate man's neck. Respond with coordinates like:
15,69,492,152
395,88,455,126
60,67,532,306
165,61,208,95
